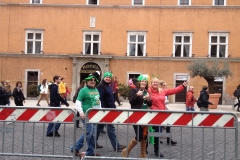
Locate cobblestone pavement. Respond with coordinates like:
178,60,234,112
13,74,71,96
0,100,239,160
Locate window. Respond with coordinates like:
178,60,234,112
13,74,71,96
179,0,191,5
173,33,192,57
213,0,225,6
25,30,43,54
83,31,101,55
209,32,228,58
127,32,146,56
87,0,99,5
132,0,144,5
30,0,42,4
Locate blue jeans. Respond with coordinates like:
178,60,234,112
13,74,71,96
46,105,61,135
71,124,96,156
186,106,195,111
97,124,120,150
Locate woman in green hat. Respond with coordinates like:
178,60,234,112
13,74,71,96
121,74,151,158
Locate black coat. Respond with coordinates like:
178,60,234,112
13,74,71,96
0,87,7,105
199,90,213,108
129,88,152,109
12,87,25,103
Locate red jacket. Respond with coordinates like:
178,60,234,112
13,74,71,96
148,85,184,110
186,90,197,107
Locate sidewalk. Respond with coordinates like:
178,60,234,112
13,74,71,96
9,99,240,120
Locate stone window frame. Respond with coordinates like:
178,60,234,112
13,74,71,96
172,32,193,57
30,0,42,4
87,0,99,5
25,29,44,54
208,32,228,58
83,31,101,55
213,0,226,6
127,31,147,57
132,0,145,5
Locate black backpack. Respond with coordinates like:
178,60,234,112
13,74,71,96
197,93,203,107
233,89,240,97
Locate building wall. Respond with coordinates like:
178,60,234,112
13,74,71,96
1,0,240,5
1,5,240,57
0,2,240,103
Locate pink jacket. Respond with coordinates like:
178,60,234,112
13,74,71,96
148,85,185,110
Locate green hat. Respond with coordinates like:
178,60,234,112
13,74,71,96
85,71,100,82
103,71,113,79
137,74,149,81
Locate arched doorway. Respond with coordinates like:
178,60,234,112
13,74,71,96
80,62,102,83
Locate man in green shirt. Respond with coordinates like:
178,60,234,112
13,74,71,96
70,71,101,157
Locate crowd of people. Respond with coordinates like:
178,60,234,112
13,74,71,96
1,73,240,159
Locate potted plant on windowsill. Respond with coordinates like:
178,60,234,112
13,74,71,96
187,59,232,109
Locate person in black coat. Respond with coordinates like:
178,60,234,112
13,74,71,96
232,84,240,111
121,74,151,158
12,81,25,106
198,86,213,111
95,71,126,151
0,83,8,105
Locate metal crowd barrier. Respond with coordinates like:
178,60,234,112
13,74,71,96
0,106,77,159
82,108,238,160
0,107,238,160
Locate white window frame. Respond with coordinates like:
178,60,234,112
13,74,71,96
208,32,228,58
213,0,226,6
172,32,192,57
25,29,44,54
127,31,147,57
86,0,99,5
178,0,191,5
132,0,145,5
83,31,101,55
30,0,42,4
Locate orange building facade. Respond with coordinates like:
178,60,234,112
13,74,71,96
1,0,240,104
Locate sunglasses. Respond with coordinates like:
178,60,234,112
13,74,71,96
89,79,96,82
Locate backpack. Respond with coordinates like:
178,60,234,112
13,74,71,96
72,88,81,103
37,84,41,92
197,93,203,107
233,89,240,97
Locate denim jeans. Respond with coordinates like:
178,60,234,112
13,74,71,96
186,106,195,111
71,124,96,156
97,124,120,150
46,105,61,135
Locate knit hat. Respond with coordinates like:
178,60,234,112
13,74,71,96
137,74,149,81
103,71,113,79
85,71,100,82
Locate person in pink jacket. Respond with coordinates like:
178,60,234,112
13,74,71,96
186,86,197,111
148,78,188,157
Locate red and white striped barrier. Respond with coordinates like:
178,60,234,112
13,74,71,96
87,109,236,128
0,107,75,123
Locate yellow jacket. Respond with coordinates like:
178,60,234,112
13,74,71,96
59,81,66,94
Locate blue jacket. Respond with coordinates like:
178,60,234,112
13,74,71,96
96,80,116,108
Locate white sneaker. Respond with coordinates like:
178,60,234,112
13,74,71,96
7,122,12,125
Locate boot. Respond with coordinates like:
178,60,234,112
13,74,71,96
167,137,177,146
140,139,147,158
121,138,137,157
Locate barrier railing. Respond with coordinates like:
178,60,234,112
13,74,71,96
0,107,238,160
82,108,238,160
0,106,77,159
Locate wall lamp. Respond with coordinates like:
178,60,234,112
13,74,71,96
125,53,127,56
21,51,25,54
192,54,195,57
228,54,231,58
